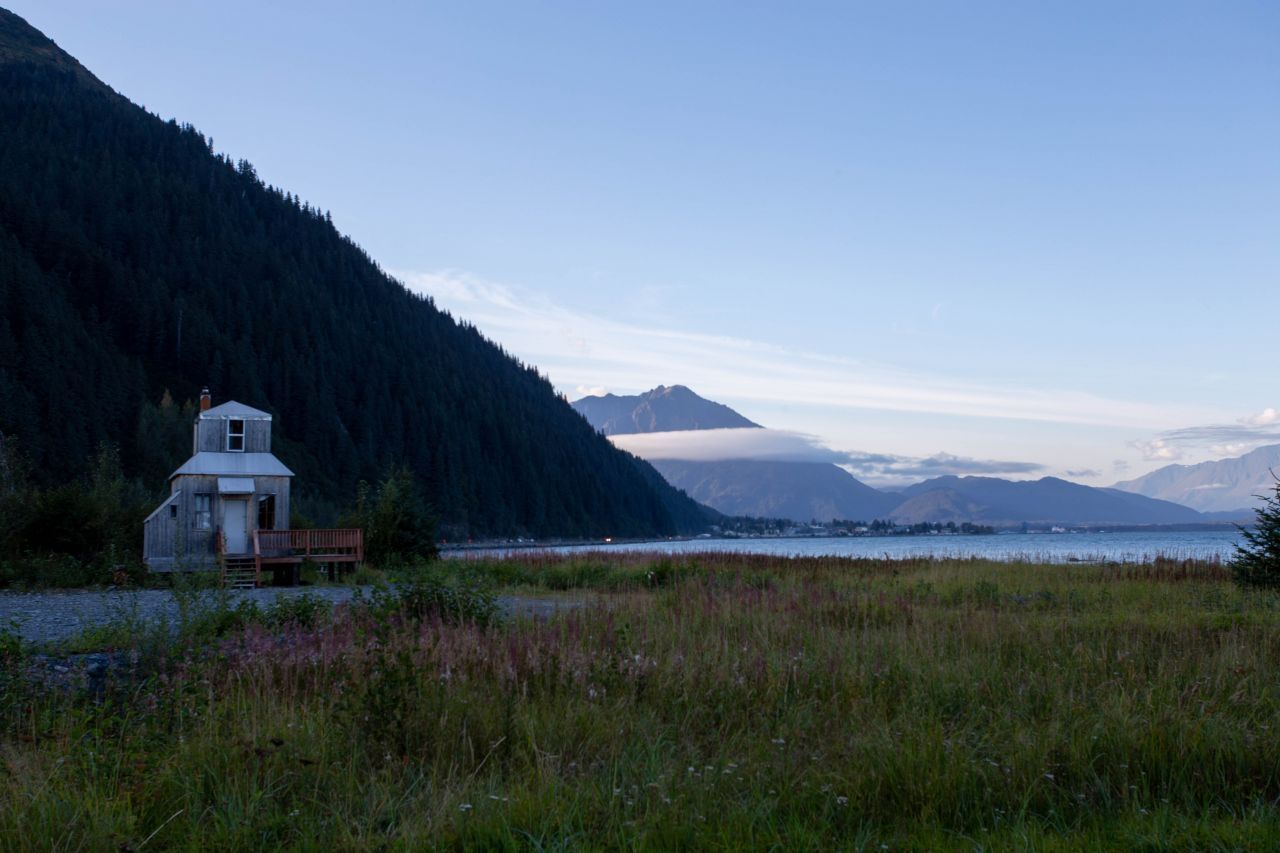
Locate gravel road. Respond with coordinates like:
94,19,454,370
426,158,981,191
0,587,577,646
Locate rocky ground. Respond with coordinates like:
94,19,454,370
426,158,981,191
0,586,576,646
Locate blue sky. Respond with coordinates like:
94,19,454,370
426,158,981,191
16,1,1279,484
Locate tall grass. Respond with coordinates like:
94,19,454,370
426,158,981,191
2,554,1278,849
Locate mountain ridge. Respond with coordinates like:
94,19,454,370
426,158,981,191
651,459,902,522
895,475,1204,526
1113,444,1280,514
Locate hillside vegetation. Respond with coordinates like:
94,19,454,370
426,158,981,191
3,553,1279,848
0,9,708,539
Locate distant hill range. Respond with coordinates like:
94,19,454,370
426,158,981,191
0,9,713,540
571,385,760,435
1113,444,1280,517
892,476,1202,526
650,459,902,522
573,386,1217,526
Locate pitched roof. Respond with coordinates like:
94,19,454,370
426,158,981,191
143,489,180,523
170,452,294,479
199,400,271,419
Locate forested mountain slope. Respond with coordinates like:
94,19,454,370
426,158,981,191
0,9,710,538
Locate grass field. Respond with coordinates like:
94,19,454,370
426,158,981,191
3,552,1279,850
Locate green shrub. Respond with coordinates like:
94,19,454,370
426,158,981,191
297,558,324,585
0,620,27,723
341,466,439,566
181,596,262,640
646,558,695,588
373,566,496,626
2,553,122,589
348,564,387,586
263,594,329,629
0,619,21,669
0,440,154,588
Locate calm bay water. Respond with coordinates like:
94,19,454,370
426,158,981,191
473,529,1244,563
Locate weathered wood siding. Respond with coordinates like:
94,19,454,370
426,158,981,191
253,475,291,530
143,492,180,563
144,474,292,569
173,476,218,566
195,417,272,453
246,422,271,453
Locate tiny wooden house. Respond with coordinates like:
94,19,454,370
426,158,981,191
143,389,293,571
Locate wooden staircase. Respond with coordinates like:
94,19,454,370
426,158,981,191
216,529,260,589
221,555,259,589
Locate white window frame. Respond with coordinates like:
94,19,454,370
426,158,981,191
227,419,245,452
193,493,212,530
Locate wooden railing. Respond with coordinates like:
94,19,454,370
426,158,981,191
253,529,364,575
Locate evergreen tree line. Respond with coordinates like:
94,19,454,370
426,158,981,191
0,32,712,542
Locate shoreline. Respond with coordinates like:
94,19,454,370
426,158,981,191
441,523,1247,555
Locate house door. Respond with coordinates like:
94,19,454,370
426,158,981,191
223,499,249,554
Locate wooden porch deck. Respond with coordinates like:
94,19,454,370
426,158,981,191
218,529,364,588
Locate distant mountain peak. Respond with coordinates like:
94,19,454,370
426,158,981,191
571,385,761,435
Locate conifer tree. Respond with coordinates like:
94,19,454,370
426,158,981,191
1231,474,1280,590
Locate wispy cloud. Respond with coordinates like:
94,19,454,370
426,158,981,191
1132,437,1184,462
1128,406,1280,464
396,269,1214,431
1160,424,1280,445
848,452,1045,486
610,428,863,464
1243,407,1280,427
608,428,1044,486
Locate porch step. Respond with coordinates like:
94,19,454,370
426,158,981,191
221,557,259,589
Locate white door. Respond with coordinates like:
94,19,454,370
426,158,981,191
223,499,249,553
